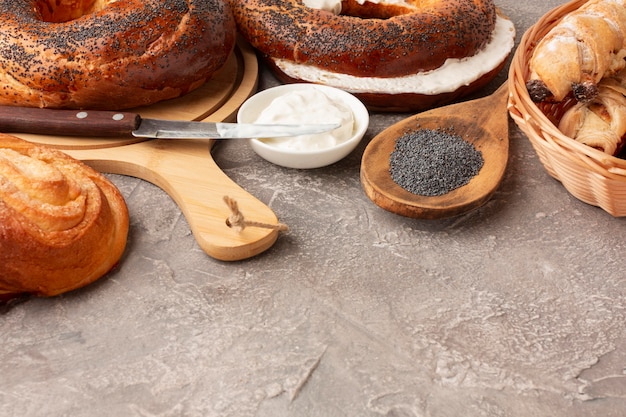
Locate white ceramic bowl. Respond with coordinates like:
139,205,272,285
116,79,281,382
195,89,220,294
237,83,369,169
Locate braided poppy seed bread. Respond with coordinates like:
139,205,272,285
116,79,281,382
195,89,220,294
0,135,129,299
228,0,515,111
230,0,497,77
0,0,236,110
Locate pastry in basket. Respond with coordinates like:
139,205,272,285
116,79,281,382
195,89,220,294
0,135,129,299
559,69,626,155
526,0,626,103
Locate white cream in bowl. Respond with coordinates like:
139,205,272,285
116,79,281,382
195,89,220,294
253,88,354,151
237,84,369,169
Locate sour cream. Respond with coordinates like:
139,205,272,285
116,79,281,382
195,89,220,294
355,0,410,5
253,88,355,151
303,0,409,14
303,0,342,14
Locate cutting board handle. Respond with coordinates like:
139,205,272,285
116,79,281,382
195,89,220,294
65,139,280,261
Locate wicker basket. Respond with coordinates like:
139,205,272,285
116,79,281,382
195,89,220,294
508,0,626,217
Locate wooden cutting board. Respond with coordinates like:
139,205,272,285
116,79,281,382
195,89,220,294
13,39,282,262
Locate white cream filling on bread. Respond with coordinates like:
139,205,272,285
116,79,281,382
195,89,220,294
272,15,515,95
303,0,410,13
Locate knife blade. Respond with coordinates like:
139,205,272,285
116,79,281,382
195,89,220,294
0,106,340,139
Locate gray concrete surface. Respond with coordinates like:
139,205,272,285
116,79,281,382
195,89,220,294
3,1,626,416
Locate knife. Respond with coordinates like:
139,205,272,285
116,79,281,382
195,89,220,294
0,106,340,139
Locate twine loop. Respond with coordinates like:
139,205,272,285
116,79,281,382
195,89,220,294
223,196,288,232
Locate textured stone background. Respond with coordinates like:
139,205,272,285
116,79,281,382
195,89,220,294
2,1,626,416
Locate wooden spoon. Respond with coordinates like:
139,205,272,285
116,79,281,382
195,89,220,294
360,83,509,219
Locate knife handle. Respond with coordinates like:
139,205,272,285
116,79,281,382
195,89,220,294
0,106,140,137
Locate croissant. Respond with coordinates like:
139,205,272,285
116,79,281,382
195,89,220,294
0,135,129,299
559,72,626,155
526,0,626,103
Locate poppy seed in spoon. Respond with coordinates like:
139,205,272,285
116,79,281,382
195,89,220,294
389,128,484,197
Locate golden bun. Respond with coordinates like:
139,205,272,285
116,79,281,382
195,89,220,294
0,135,129,298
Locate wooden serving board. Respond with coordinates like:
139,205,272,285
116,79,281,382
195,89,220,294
13,39,282,262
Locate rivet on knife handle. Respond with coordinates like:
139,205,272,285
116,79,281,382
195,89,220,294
0,106,140,137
